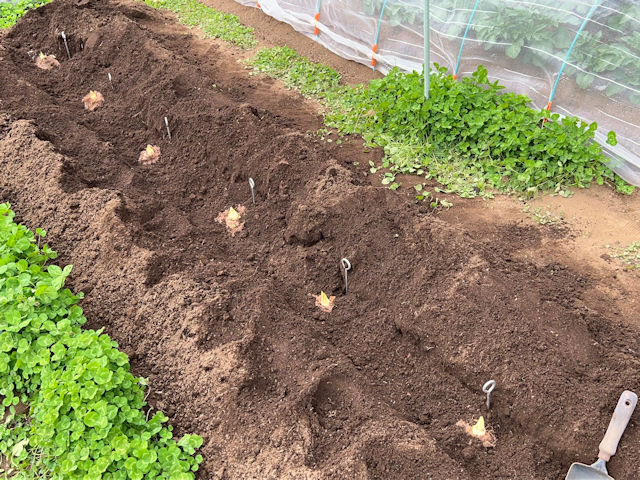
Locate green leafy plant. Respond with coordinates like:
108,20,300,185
143,0,256,48
0,203,203,478
415,189,453,210
249,46,632,197
0,0,51,29
472,3,572,66
247,46,340,96
361,0,420,26
438,0,640,104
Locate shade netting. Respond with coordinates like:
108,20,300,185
235,0,640,186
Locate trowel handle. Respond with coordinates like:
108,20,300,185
598,390,637,462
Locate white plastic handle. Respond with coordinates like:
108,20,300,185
598,390,637,461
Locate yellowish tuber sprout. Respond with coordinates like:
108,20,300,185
471,416,486,437
227,207,240,222
138,145,161,165
315,291,336,313
82,90,105,111
216,206,246,236
457,416,496,448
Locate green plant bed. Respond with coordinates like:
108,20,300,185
0,203,203,479
248,46,633,197
0,0,51,29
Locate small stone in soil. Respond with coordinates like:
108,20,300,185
462,446,476,460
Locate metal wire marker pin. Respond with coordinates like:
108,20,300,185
482,380,496,410
340,258,352,294
248,177,256,205
164,117,171,141
60,31,71,60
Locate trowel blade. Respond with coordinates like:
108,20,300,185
565,463,614,480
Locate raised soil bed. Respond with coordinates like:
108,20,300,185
0,0,639,478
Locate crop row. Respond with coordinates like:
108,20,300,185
5,0,630,198
363,0,640,105
142,0,633,197
248,47,631,197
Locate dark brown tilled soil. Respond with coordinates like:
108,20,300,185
1,1,639,479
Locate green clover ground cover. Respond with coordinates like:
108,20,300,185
248,46,633,198
0,203,203,479
0,0,51,29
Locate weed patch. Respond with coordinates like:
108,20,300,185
248,46,633,198
0,0,51,29
248,46,340,97
609,241,640,270
522,205,565,226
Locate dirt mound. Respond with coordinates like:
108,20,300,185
1,1,639,478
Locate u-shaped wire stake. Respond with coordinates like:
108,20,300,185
482,380,496,410
249,178,256,205
340,258,351,294
60,31,71,60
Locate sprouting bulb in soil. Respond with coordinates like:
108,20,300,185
315,291,335,313
138,145,161,165
35,52,60,70
216,205,246,236
457,416,497,448
82,90,104,111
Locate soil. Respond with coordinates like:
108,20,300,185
1,1,640,479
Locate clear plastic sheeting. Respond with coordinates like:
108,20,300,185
234,0,640,186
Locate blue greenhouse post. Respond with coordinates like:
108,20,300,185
371,0,389,69
547,0,602,111
454,0,481,79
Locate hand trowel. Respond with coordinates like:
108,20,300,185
565,390,637,480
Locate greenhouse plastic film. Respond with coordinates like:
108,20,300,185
238,0,640,186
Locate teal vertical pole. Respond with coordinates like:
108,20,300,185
454,0,481,78
547,0,601,109
314,0,322,36
424,0,430,99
